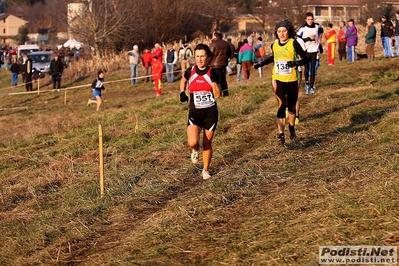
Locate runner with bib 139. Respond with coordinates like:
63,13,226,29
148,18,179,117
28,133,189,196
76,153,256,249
255,20,308,146
179,43,220,180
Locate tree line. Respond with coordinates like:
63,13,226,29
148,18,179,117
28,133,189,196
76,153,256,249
6,0,396,58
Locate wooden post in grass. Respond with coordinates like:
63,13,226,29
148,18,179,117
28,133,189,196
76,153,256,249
37,78,40,95
99,124,104,198
64,88,67,105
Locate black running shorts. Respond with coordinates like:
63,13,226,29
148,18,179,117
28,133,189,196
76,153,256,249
187,105,218,131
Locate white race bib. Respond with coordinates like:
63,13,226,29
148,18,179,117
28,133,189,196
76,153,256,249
275,60,292,76
193,91,215,109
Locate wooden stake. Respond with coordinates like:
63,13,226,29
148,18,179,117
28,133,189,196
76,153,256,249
64,88,67,105
99,124,104,198
37,78,40,95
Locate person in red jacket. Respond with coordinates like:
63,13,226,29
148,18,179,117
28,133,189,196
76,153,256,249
324,23,336,65
152,43,163,61
151,55,163,96
337,21,347,61
141,48,152,82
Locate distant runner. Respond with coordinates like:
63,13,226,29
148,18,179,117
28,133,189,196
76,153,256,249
87,70,105,111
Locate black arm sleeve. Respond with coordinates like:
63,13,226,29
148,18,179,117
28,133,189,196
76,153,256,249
293,40,309,66
263,54,274,65
301,37,313,42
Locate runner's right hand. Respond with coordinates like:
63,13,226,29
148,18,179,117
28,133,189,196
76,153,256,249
180,91,188,102
287,61,299,68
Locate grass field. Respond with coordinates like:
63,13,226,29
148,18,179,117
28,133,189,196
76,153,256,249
0,53,399,265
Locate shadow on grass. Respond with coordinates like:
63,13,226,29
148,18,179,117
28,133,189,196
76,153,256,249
319,79,359,88
305,88,399,122
374,88,399,99
304,99,366,121
295,103,396,149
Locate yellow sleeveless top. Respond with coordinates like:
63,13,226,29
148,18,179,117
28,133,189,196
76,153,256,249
272,39,298,82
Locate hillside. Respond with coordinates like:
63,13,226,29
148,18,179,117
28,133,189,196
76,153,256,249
0,55,399,265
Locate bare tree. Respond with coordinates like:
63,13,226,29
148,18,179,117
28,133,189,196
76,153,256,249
64,0,134,58
125,0,214,48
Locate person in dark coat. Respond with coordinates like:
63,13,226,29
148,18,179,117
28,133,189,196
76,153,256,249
10,58,20,87
23,54,33,92
49,54,64,90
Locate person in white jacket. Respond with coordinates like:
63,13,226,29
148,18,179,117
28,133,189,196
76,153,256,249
127,45,140,86
178,42,193,74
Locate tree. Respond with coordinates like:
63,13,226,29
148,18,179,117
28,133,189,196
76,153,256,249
130,0,214,47
0,0,5,13
7,0,44,5
64,0,135,58
14,25,29,45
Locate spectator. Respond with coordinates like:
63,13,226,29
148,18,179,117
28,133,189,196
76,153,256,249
19,55,26,85
23,54,33,92
10,58,20,87
32,68,41,90
247,31,256,47
381,14,394,58
209,30,232,96
141,48,152,83
152,43,163,61
151,55,164,96
49,54,64,91
365,18,376,61
235,41,244,82
345,19,358,62
238,39,255,85
226,38,236,75
127,45,140,85
178,42,193,75
324,23,336,65
254,37,265,77
337,21,348,61
163,43,177,83
394,11,399,57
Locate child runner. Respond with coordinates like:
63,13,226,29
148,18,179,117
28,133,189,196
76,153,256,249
87,70,105,111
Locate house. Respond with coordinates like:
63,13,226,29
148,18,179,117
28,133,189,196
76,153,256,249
0,13,27,46
231,0,399,36
300,0,364,23
299,0,399,23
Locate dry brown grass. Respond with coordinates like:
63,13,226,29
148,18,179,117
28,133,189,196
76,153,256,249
0,48,399,265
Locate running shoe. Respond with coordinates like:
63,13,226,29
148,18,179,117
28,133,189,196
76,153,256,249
305,82,309,94
289,124,296,140
277,133,285,146
87,99,91,106
202,169,211,180
309,87,315,94
191,149,199,164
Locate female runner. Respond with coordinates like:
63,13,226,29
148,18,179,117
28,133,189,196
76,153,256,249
179,44,220,179
255,21,308,145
